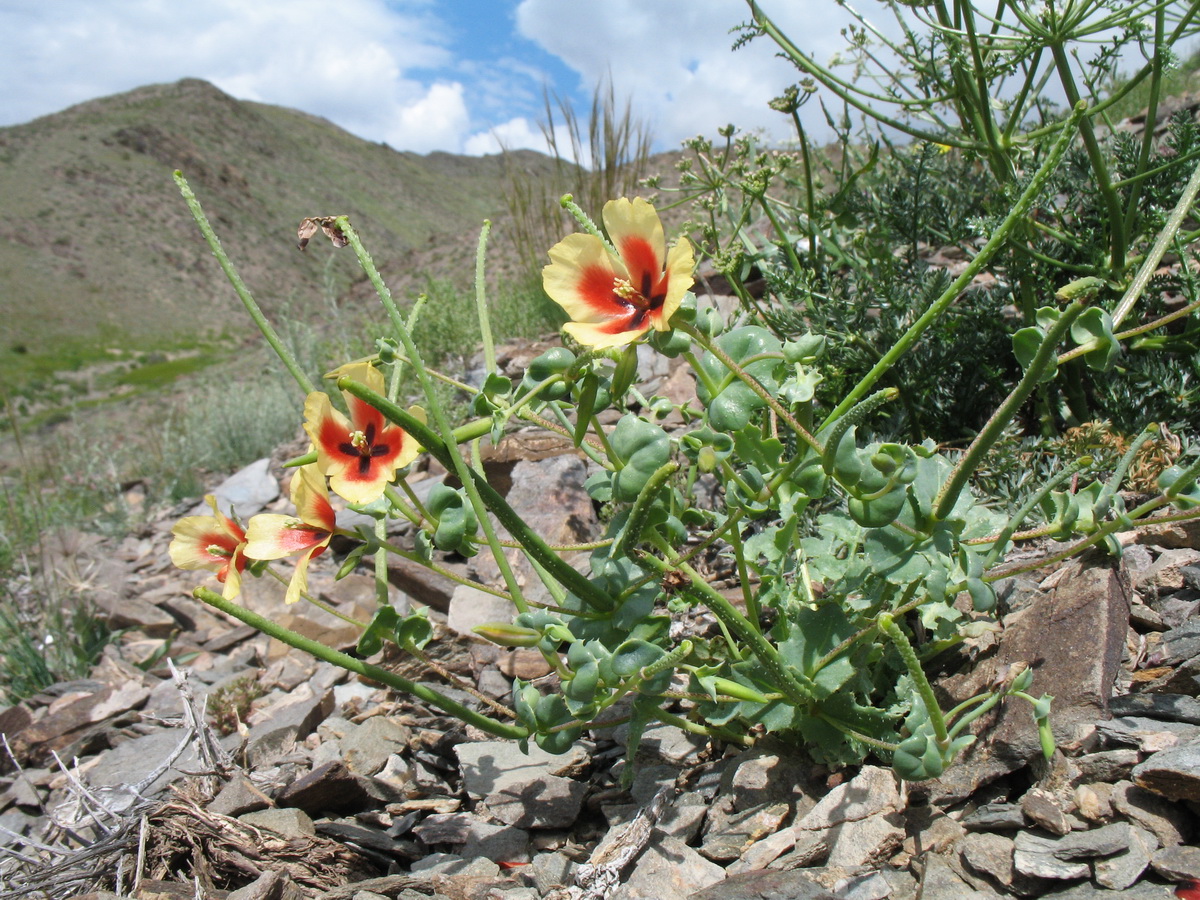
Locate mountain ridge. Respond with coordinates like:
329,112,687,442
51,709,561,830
0,78,559,380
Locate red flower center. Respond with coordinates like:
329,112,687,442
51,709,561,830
339,422,392,475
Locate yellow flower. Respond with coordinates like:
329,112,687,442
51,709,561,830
543,198,694,349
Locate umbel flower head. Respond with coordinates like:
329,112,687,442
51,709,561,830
244,465,337,605
169,495,248,600
543,197,695,349
304,361,421,505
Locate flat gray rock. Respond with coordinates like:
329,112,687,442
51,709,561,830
1094,825,1157,890
1132,738,1200,802
609,834,724,900
484,773,587,829
686,867,838,900
198,457,280,519
1151,844,1200,881
454,740,591,798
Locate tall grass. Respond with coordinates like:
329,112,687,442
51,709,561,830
501,82,655,277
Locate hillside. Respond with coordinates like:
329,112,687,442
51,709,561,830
0,78,561,383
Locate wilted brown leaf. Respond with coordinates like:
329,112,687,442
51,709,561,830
297,216,350,251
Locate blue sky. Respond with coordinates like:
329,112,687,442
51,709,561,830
1,0,857,155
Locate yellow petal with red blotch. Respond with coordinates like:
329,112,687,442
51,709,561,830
336,361,388,426
657,237,696,330
289,465,337,531
562,320,655,350
303,391,354,470
603,198,666,271
543,233,630,324
285,546,325,605
221,545,244,600
169,495,245,573
244,514,310,560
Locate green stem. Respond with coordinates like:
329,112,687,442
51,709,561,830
935,301,1085,522
337,219,528,614
338,378,616,613
878,613,948,746
823,101,1086,427
1112,153,1200,328
174,172,314,394
1049,42,1125,269
193,587,528,740
474,221,497,375
641,538,817,705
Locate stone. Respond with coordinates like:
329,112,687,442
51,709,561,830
932,551,1131,803
341,716,412,776
962,802,1027,831
528,851,573,895
1013,833,1091,881
84,727,199,803
915,854,1005,900
1110,780,1190,846
484,773,587,829
1021,787,1072,835
1038,880,1181,899
1071,749,1141,783
276,760,380,815
385,555,458,612
209,773,273,817
1093,825,1157,890
1131,738,1200,802
608,834,724,900
826,811,906,868
617,721,708,765
409,853,500,878
1096,715,1200,753
1110,693,1200,725
1011,823,1143,885
1140,548,1200,595
961,831,1019,890
687,867,839,900
719,747,818,811
1074,783,1115,823
454,740,591,798
699,802,790,862
728,765,904,874
317,820,405,856
198,458,280,519
226,869,302,900
460,820,530,864
243,684,334,768
1150,844,1200,881
239,807,316,838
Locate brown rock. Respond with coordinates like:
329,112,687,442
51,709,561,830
931,550,1131,803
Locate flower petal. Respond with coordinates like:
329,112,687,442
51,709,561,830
543,233,631,324
169,495,246,573
244,514,327,560
221,545,245,600
337,361,388,426
604,197,666,291
291,465,338,531
285,545,325,605
304,391,355,465
654,237,695,330
563,320,654,350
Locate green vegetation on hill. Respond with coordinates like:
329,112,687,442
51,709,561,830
0,78,562,388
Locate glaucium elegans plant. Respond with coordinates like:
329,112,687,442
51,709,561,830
171,156,1200,778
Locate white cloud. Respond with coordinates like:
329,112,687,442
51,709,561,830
385,82,471,154
0,0,476,153
463,117,590,166
514,0,891,147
